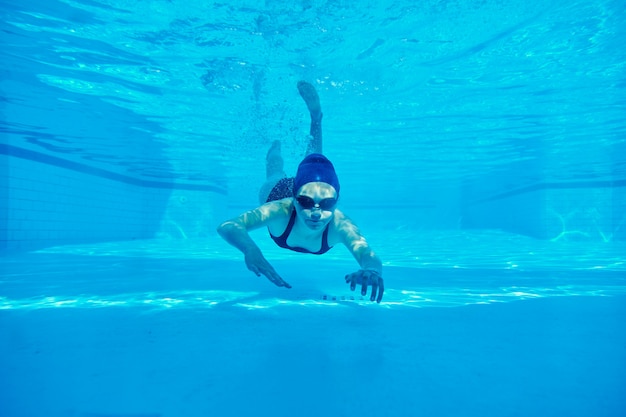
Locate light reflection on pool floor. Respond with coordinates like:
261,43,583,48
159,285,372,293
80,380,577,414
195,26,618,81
1,233,625,311
2,234,625,417
1,281,626,311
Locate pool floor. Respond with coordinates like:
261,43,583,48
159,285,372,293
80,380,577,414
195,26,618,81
1,294,625,417
1,240,625,417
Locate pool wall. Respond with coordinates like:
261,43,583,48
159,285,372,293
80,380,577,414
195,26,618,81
0,148,171,252
2,144,625,253
462,179,626,242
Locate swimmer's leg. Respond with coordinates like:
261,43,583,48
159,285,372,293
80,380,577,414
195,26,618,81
265,140,285,179
297,80,323,155
259,140,287,204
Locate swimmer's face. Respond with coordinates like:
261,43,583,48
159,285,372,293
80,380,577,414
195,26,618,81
294,182,338,230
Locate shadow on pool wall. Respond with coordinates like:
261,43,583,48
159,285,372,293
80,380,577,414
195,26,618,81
0,73,175,253
461,179,626,242
459,136,626,242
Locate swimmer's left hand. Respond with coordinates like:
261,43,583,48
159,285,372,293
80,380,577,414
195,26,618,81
344,269,384,303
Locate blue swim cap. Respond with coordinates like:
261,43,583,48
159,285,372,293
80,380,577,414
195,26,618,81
293,153,340,196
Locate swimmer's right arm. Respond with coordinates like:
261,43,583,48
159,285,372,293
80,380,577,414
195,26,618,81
216,202,292,288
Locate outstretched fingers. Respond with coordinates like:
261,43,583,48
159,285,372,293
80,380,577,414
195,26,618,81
245,253,291,288
374,277,384,303
260,267,292,289
345,272,358,291
344,270,384,303
365,271,384,303
370,280,378,302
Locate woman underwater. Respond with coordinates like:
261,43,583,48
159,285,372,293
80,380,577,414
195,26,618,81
217,81,384,303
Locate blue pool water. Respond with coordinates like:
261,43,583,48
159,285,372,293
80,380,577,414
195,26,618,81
1,0,626,416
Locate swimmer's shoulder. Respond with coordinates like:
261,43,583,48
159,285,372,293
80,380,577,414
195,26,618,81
328,208,357,244
263,198,294,233
265,197,294,214
331,208,347,223
232,198,293,231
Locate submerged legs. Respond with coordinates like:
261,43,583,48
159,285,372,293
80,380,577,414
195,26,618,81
265,140,285,179
264,80,323,180
297,80,323,155
260,81,323,203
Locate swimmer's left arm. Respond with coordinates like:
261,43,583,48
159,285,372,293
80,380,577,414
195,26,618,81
333,211,384,303
333,211,382,274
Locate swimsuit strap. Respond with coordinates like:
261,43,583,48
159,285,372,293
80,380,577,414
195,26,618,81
318,221,332,254
272,209,297,243
269,209,332,255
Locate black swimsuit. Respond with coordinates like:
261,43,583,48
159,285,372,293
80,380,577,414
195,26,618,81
269,210,332,255
266,177,294,202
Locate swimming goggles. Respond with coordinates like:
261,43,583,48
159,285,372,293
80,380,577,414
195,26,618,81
296,195,337,211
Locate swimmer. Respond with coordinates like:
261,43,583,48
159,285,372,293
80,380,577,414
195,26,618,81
217,81,384,303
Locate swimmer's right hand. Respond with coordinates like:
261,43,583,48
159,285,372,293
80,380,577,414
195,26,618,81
244,248,292,288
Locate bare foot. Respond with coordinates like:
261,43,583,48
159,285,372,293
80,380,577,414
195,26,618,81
297,80,321,119
266,140,281,159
